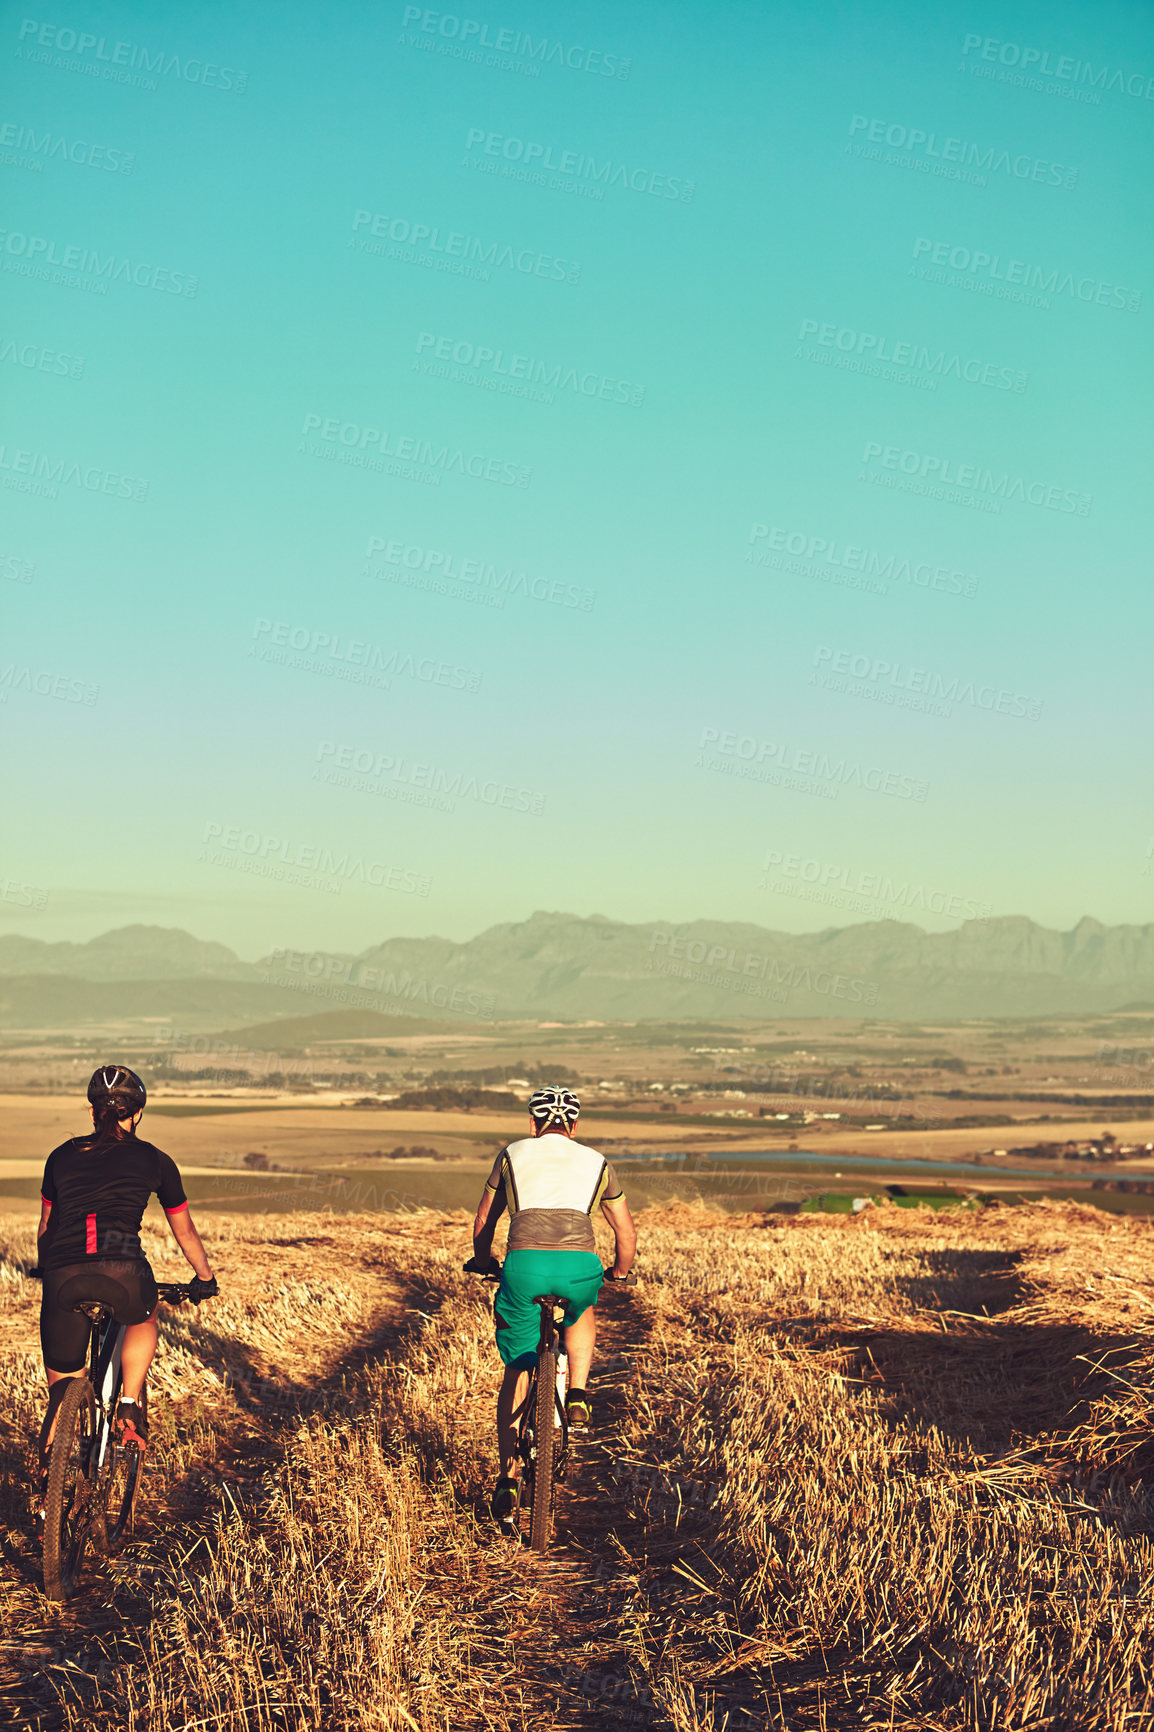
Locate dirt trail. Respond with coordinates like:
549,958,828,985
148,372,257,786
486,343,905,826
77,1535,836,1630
433,1286,666,1731
0,1210,677,1731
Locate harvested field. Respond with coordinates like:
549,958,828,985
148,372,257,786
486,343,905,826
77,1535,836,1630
1,1200,1153,1729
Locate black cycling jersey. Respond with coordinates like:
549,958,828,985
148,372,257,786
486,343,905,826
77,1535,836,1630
39,1134,187,1268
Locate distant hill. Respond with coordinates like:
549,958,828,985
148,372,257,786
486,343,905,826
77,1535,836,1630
0,925,255,981
332,910,1154,1021
5,913,1154,1026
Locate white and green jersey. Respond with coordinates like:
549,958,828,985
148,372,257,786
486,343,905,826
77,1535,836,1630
486,1132,624,1252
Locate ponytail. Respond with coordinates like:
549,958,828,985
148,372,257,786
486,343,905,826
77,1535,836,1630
80,1100,139,1149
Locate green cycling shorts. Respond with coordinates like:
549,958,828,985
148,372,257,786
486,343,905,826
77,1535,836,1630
494,1249,604,1369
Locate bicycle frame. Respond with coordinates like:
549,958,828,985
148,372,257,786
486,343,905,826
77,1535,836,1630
60,1281,194,1493
88,1308,126,1470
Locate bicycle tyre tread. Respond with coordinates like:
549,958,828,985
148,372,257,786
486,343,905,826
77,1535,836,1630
43,1376,96,1601
529,1349,557,1552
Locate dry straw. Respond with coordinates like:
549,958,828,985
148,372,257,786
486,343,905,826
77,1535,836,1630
0,1197,1151,1729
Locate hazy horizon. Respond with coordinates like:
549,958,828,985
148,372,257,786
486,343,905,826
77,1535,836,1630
0,904,1143,970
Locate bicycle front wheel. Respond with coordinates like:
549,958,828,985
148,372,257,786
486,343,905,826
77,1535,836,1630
528,1348,557,1552
103,1386,147,1549
43,1377,99,1601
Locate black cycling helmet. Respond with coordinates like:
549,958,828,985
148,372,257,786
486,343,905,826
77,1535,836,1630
528,1085,580,1130
87,1064,147,1119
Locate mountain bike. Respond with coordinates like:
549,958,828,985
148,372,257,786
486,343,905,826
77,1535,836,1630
467,1260,635,1552
41,1281,202,1600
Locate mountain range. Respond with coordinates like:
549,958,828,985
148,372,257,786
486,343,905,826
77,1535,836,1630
2,914,1154,1027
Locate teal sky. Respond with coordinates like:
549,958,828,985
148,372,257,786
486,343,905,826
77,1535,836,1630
2,0,1152,957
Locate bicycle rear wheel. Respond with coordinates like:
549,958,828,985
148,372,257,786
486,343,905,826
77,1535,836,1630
103,1386,147,1549
43,1377,99,1600
528,1348,557,1552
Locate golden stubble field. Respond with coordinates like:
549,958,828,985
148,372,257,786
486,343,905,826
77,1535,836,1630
2,1197,1154,1731
4,1094,1151,1210
0,1096,704,1195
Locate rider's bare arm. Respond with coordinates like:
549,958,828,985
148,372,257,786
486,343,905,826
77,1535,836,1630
600,1194,636,1279
165,1206,214,1282
37,1198,51,1245
472,1184,507,1269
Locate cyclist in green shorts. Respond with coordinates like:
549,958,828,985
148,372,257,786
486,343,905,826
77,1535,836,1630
469,1085,636,1525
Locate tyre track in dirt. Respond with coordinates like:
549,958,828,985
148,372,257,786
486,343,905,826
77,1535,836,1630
427,1270,724,1732
0,1214,459,1729
3,1209,742,1730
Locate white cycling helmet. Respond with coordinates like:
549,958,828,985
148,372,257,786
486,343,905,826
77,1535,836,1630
528,1086,580,1130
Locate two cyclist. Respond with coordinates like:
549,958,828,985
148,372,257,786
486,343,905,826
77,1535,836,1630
468,1085,636,1527
36,1065,218,1486
35,1069,633,1541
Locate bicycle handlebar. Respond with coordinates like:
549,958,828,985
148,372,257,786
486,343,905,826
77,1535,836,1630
157,1281,212,1305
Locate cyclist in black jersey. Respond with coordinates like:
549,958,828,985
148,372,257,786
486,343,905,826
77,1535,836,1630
36,1066,217,1467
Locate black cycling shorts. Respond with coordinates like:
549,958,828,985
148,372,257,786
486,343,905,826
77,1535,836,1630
40,1259,159,1374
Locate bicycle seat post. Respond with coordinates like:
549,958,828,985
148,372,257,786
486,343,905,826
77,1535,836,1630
535,1295,564,1349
